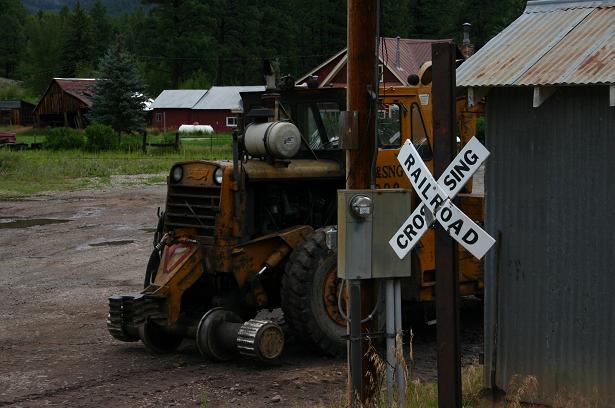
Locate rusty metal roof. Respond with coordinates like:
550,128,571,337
457,1,615,87
297,38,451,87
54,78,97,106
380,38,436,84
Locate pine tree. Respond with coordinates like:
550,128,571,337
90,43,147,134
18,12,65,94
89,0,114,64
140,0,210,89
59,1,95,77
0,0,27,78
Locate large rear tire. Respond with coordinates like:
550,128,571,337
281,228,346,357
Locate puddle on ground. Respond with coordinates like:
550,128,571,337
0,218,70,229
88,240,135,247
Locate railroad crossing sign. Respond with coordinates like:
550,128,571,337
389,137,495,260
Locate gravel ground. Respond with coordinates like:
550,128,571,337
0,184,483,407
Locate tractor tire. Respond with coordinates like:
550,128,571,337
139,320,183,354
281,227,346,357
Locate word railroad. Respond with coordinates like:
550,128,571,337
389,137,495,260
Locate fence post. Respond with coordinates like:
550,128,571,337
142,130,147,153
175,132,180,151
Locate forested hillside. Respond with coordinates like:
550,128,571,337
21,0,142,15
0,0,525,99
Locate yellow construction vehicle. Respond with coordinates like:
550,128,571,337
107,64,485,360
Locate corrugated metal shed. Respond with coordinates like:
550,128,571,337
457,0,615,87
484,86,615,406
192,86,265,112
150,89,208,109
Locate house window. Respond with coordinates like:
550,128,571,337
378,64,384,83
226,116,238,127
155,112,162,122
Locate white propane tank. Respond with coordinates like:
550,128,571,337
178,124,214,134
244,121,301,159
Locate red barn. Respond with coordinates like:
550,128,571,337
150,89,208,131
296,37,463,88
151,86,265,133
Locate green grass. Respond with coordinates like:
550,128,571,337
0,138,232,198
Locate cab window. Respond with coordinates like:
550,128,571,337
298,102,341,150
377,103,402,148
411,103,433,161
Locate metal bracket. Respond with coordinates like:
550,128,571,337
467,87,489,108
533,86,557,108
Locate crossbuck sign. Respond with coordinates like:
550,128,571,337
389,137,495,260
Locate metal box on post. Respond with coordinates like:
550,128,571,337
337,189,412,280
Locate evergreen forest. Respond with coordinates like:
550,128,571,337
0,0,526,101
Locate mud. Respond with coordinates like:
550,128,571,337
0,184,483,407
0,218,70,229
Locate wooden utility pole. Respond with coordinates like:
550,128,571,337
346,0,378,405
432,41,462,408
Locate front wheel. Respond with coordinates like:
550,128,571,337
281,227,346,357
139,320,183,354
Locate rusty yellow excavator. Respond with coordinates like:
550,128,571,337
107,64,485,361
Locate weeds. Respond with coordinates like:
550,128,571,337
0,138,232,197
199,391,208,408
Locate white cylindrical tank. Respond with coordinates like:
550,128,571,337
178,124,214,134
244,121,301,159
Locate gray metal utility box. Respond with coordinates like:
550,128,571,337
337,189,412,280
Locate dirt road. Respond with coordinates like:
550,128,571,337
0,184,482,407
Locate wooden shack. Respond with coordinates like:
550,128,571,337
0,100,35,126
34,78,97,128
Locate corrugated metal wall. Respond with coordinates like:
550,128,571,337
484,86,615,406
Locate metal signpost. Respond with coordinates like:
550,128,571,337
389,128,495,408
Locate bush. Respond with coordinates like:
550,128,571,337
44,128,85,150
163,132,179,146
119,134,143,152
85,124,119,152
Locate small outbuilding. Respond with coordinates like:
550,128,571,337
457,0,615,405
0,100,35,126
150,86,265,133
34,78,97,128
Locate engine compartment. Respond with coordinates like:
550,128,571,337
247,179,342,237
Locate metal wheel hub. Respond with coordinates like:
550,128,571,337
196,308,284,362
322,266,347,327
